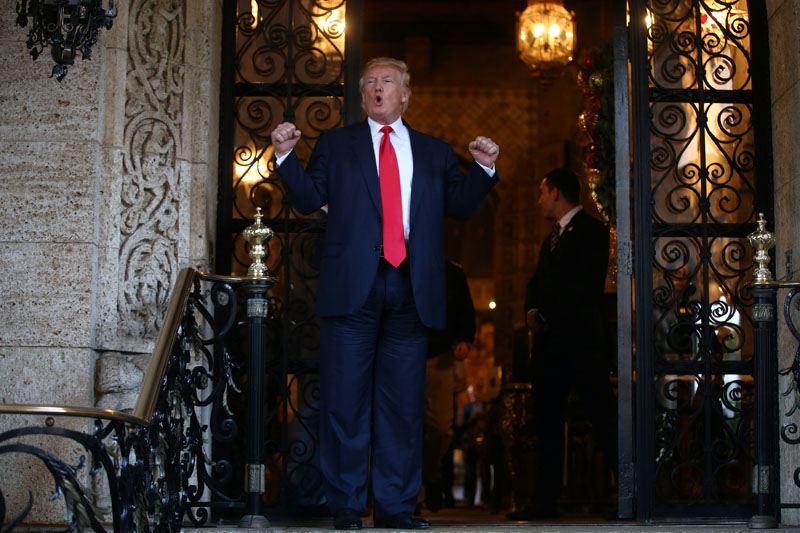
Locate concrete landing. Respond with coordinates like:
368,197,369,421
182,507,800,533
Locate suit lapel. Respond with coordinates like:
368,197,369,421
407,122,430,225
352,120,382,213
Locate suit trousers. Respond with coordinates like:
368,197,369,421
532,348,618,507
319,258,429,518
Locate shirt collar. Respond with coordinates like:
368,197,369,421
368,116,407,141
557,205,583,233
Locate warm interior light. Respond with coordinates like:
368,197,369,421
236,145,275,185
516,1,575,77
251,0,259,28
323,8,345,36
488,300,497,310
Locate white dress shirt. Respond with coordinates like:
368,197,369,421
368,116,413,240
557,205,583,235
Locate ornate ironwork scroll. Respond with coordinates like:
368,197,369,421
630,0,773,520
780,289,800,451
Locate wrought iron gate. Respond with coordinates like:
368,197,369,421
628,0,774,520
214,0,362,517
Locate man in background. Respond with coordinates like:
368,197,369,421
508,168,617,520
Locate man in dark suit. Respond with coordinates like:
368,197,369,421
271,57,499,530
507,168,617,520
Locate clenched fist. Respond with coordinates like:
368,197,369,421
468,136,500,169
271,122,302,157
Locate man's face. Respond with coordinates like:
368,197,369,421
361,64,409,125
538,178,558,219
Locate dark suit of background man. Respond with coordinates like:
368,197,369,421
507,168,617,521
271,57,499,530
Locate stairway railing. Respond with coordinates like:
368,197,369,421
1,211,278,531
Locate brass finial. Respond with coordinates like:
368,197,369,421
747,212,776,284
243,207,274,278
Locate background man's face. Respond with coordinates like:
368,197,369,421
538,179,558,220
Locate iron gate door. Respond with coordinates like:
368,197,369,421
214,0,362,516
627,0,774,520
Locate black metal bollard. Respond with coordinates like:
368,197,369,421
749,286,779,529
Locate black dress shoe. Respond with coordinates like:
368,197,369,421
506,505,557,521
333,508,362,530
374,512,430,529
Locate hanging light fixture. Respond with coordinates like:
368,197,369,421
16,0,117,82
516,0,575,78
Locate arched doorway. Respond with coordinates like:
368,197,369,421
213,0,776,524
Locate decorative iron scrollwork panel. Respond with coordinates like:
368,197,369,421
654,373,754,504
653,235,753,364
650,101,755,225
236,0,345,86
647,0,751,91
232,95,343,227
633,0,769,519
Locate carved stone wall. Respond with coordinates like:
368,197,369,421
119,0,185,340
94,0,221,413
0,0,220,523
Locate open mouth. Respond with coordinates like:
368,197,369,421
375,95,383,104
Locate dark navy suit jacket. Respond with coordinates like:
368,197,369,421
524,208,610,358
276,119,498,329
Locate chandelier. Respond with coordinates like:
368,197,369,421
16,0,117,82
516,0,575,78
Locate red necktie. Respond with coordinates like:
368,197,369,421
379,126,406,267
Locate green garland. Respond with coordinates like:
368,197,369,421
577,41,615,226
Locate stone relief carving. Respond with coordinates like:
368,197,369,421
119,0,185,339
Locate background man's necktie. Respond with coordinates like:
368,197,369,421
549,222,562,251
379,126,406,267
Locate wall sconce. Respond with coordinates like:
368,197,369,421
16,0,117,82
516,0,575,78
